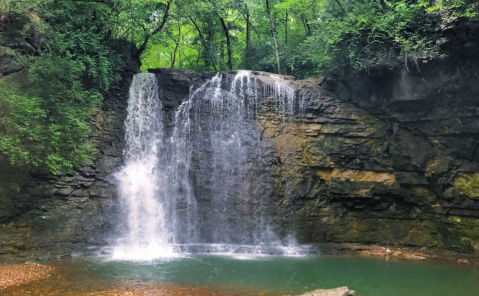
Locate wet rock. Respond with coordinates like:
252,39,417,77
297,287,355,296
257,35,479,251
71,189,90,197
90,187,114,198
43,185,57,197
55,187,74,197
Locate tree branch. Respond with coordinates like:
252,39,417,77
242,13,261,38
218,15,233,70
133,0,173,60
186,14,218,71
266,0,281,73
333,0,346,13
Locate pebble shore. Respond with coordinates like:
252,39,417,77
0,263,55,289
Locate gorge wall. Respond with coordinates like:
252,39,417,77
0,70,132,255
2,45,479,256
275,17,479,253
262,62,479,253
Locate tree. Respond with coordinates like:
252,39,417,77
0,0,124,173
266,0,281,73
132,0,174,60
1,0,477,173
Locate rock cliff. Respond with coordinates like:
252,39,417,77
0,70,132,255
1,56,479,257
262,17,479,253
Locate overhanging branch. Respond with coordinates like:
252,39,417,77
133,0,173,60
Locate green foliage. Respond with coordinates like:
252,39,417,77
0,0,124,173
0,56,102,174
0,81,45,168
138,0,476,76
28,56,101,173
1,0,477,173
421,0,478,17
301,0,442,72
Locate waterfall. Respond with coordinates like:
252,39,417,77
111,73,176,260
110,71,307,260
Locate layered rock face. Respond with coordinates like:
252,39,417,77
263,37,479,253
262,70,479,253
0,72,132,254
2,57,479,255
152,66,479,253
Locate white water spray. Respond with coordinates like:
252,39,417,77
112,73,176,260
109,71,310,260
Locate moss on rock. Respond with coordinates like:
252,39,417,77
454,174,479,198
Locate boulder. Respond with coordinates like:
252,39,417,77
297,287,355,296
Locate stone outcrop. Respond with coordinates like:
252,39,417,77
296,287,355,296
148,68,200,136
0,12,47,79
244,16,479,255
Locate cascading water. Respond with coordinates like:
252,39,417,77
111,73,176,260
110,70,309,260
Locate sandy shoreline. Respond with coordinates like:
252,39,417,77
0,263,55,290
0,263,243,295
1,275,243,296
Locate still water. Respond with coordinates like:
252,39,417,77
3,254,479,295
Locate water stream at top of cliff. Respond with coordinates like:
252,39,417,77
109,71,308,260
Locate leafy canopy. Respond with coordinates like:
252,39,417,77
1,0,124,173
0,0,476,173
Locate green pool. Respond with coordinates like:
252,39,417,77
11,253,477,296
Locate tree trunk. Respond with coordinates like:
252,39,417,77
170,23,181,68
220,41,225,70
285,10,288,45
219,16,233,70
266,0,280,73
246,11,251,51
187,15,218,71
301,14,312,36
170,44,178,68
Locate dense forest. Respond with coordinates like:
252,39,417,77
0,0,477,174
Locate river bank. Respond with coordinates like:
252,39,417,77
0,263,54,290
315,243,479,265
